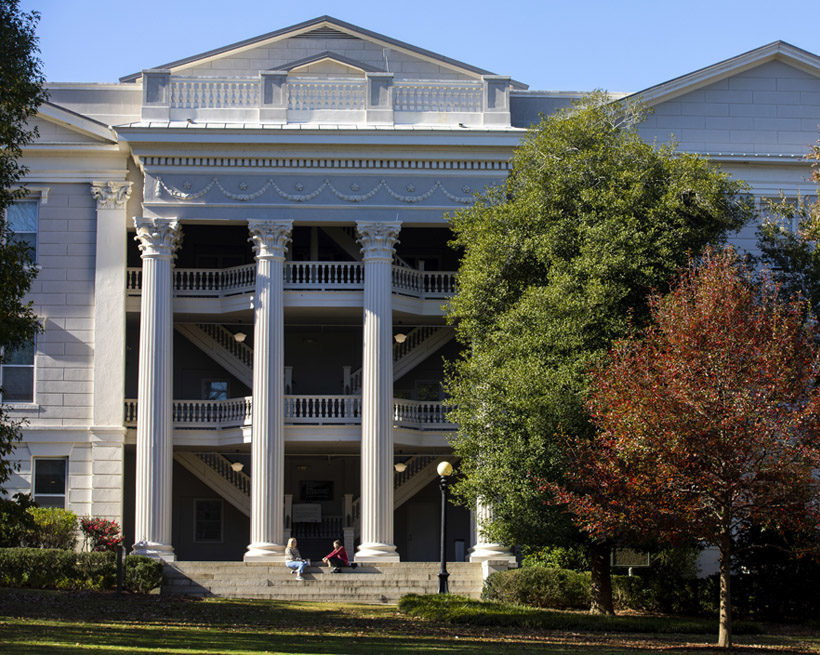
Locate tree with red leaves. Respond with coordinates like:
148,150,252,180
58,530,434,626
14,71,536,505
556,249,820,647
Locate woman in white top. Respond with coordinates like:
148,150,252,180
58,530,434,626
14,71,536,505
285,537,310,580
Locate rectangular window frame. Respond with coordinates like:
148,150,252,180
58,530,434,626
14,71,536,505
33,457,67,509
0,336,36,405
193,498,223,543
4,199,39,262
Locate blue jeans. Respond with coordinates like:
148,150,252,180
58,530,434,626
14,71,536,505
286,560,308,575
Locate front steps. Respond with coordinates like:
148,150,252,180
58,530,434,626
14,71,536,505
163,561,484,604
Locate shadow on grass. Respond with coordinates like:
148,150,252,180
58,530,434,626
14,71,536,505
0,589,817,655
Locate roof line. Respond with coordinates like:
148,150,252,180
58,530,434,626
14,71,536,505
119,15,527,88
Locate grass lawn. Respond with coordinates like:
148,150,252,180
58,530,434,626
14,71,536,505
1,588,819,654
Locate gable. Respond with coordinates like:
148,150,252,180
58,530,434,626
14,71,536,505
637,60,820,156
120,16,512,85
33,103,118,144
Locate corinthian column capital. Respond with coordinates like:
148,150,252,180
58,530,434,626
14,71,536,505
248,219,293,260
356,221,401,260
92,181,133,210
133,217,182,259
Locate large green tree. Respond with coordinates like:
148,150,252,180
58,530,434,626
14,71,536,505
444,94,753,612
757,135,820,306
0,0,46,491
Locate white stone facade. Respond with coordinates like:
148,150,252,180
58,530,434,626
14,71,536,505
4,17,819,563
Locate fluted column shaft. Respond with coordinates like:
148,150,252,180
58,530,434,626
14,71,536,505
355,221,401,561
244,219,292,561
469,497,517,564
132,217,181,561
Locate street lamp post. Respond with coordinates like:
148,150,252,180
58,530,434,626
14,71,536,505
437,460,454,594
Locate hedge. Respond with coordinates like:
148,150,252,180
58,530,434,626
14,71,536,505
0,548,164,593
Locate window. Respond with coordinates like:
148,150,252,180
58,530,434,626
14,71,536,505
1,339,35,403
5,200,38,259
34,458,67,509
194,499,222,542
415,381,442,401
203,379,229,401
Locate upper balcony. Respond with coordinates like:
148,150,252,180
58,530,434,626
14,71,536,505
140,70,513,128
127,262,456,298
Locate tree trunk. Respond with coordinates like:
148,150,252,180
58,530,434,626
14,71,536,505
718,533,732,648
588,542,614,615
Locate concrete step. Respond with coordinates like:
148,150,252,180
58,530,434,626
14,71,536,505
162,561,484,603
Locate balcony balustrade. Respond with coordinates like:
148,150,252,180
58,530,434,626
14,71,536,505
124,396,454,430
126,262,455,299
142,71,510,126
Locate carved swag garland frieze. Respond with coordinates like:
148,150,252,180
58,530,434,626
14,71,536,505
151,175,478,204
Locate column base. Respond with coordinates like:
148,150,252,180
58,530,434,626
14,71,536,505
132,541,176,562
354,541,401,562
469,543,517,565
244,542,286,562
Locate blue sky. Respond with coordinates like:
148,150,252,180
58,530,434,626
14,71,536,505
19,0,820,93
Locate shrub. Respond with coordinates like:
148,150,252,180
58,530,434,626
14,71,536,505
0,493,36,547
0,548,165,593
124,555,165,594
482,567,590,609
521,544,589,572
24,507,78,549
79,517,123,552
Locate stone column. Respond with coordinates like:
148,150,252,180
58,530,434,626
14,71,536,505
90,181,132,526
355,221,401,561
469,498,517,574
132,217,181,561
244,219,292,561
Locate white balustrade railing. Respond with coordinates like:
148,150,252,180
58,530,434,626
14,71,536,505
284,261,364,289
393,399,452,429
284,395,360,423
393,81,483,113
124,396,454,430
287,79,366,111
392,267,457,298
392,326,438,362
170,78,259,109
127,263,455,298
393,455,436,489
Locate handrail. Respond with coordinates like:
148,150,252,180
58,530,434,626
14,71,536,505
124,396,455,430
126,263,455,299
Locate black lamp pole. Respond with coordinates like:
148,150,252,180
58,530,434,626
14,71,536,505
438,461,452,594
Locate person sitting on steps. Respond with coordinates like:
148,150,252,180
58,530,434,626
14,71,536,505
285,537,310,580
322,539,358,573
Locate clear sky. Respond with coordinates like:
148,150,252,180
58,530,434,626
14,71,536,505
18,0,820,93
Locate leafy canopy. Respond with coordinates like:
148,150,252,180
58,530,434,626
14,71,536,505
556,248,820,646
0,0,46,491
444,94,753,548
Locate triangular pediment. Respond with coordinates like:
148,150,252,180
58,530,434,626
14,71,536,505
33,102,118,144
120,16,527,88
282,52,381,76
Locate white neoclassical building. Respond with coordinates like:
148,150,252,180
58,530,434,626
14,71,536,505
4,16,820,563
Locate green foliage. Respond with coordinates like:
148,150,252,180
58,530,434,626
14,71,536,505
444,93,753,550
482,567,589,609
0,548,164,593
0,0,46,494
521,544,589,571
0,492,35,546
124,555,165,594
757,137,820,308
24,507,78,549
398,593,763,635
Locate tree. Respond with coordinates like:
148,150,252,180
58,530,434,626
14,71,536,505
0,0,46,491
444,93,754,613
757,135,820,306
556,249,820,647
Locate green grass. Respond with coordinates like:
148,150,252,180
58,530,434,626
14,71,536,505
1,588,819,654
